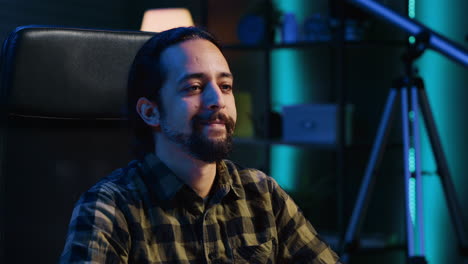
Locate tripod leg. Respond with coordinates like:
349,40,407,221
341,88,398,263
401,88,416,258
411,87,426,256
418,87,468,252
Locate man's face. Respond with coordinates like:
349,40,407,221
157,39,237,162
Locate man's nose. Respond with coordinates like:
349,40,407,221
203,83,225,110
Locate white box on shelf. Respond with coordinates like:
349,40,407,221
282,104,340,145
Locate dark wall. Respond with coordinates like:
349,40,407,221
0,0,204,43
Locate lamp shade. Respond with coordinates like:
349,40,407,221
140,8,194,32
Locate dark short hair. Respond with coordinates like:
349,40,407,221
127,27,221,159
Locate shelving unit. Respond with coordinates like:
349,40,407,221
202,0,409,262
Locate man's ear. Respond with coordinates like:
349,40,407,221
136,97,160,127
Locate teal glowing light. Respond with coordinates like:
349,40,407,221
417,0,468,262
409,147,416,173
408,0,416,18
408,0,416,43
271,50,307,112
409,111,415,122
270,0,316,190
270,145,299,190
407,0,418,254
270,49,305,190
409,177,416,226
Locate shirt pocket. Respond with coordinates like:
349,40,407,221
232,239,273,264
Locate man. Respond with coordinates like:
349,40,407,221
60,27,340,264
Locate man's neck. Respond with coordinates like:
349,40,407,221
154,134,217,198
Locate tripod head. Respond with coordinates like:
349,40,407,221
402,31,430,78
392,31,431,91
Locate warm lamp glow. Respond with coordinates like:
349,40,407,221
140,8,194,32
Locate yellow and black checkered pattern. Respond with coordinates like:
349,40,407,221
60,154,340,263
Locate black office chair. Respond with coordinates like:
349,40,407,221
0,25,154,263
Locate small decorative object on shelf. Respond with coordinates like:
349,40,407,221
303,13,332,42
236,0,282,45
282,104,353,145
282,104,338,145
343,19,368,41
281,12,299,44
233,91,254,138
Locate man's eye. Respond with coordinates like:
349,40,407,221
186,85,202,93
220,84,233,92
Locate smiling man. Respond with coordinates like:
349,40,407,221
60,27,340,264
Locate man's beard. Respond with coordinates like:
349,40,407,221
160,112,235,163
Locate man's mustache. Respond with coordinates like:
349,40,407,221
193,112,229,123
192,112,235,133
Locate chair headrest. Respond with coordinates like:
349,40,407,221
1,26,155,119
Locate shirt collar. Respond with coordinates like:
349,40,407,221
216,160,243,199
139,153,184,201
138,153,241,201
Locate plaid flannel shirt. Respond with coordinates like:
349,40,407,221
60,153,340,263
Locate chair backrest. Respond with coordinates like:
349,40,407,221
0,25,154,263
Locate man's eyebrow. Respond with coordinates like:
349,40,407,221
177,72,233,83
178,73,205,83
218,72,233,79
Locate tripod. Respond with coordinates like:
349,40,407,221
340,38,468,263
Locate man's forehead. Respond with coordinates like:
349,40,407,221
160,39,229,75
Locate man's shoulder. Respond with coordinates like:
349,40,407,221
83,160,141,201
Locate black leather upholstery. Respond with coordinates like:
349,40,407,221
2,26,154,118
0,26,155,263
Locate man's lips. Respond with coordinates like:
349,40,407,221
200,119,225,125
198,120,226,133
193,113,233,133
